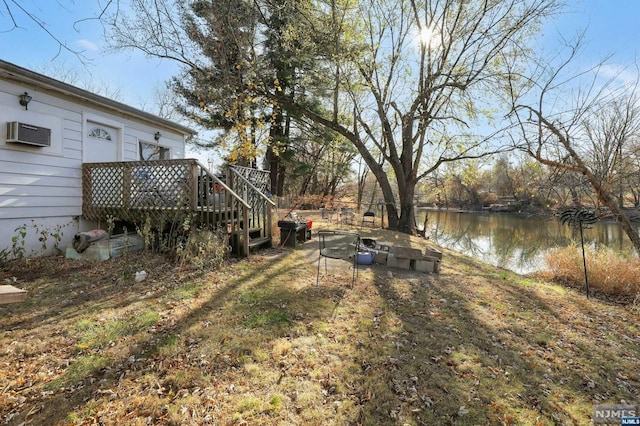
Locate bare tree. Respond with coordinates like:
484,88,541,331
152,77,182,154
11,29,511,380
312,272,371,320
136,81,182,121
507,38,640,252
624,144,640,208
33,61,125,101
105,0,559,234
266,0,559,233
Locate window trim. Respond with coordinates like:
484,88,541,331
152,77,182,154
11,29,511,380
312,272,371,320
139,140,171,161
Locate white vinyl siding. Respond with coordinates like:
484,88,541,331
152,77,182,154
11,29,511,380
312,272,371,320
0,67,190,257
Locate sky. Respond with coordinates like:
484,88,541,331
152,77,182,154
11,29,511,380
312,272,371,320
1,0,640,165
0,2,179,104
541,1,640,78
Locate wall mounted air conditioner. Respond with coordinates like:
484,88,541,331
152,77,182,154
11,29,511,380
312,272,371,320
6,121,51,147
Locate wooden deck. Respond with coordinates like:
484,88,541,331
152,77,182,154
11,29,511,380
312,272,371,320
82,160,275,256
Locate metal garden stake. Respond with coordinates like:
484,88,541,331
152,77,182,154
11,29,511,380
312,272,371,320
559,207,598,298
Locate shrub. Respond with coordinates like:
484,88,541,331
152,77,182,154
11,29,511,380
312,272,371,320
175,228,229,271
543,244,640,298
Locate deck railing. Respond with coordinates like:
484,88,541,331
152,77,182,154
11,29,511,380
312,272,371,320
228,166,275,254
81,159,271,256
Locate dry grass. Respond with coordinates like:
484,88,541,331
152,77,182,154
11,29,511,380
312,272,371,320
1,212,639,425
543,244,640,299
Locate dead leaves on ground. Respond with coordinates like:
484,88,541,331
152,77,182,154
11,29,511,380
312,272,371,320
1,242,640,425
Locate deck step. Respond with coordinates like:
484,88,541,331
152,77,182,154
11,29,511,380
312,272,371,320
248,228,262,238
0,285,27,304
249,236,272,248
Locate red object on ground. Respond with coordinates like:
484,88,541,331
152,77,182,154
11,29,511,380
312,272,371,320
307,220,313,229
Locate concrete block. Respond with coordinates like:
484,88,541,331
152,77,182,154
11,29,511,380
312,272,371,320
424,255,441,273
373,251,388,265
412,259,435,273
397,258,412,269
386,255,397,268
387,255,411,270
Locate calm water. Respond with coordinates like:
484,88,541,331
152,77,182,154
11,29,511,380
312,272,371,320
418,209,639,274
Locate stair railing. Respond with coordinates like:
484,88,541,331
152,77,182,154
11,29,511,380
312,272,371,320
228,166,276,254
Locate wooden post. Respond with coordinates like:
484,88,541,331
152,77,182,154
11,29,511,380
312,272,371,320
267,202,273,240
243,206,250,256
122,163,131,208
190,160,199,211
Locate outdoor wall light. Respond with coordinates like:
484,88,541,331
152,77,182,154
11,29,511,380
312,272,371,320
19,91,32,110
154,131,161,141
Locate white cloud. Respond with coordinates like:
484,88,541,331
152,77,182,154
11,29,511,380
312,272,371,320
598,63,639,85
75,39,99,51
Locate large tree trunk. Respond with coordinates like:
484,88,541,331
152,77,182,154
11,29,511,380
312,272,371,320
394,171,418,234
586,171,640,252
266,109,287,196
375,170,400,231
397,201,417,234
562,137,640,253
534,117,640,253
265,145,279,196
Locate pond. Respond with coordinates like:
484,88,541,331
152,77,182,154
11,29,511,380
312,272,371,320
417,209,639,275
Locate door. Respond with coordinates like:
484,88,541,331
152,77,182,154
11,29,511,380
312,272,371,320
84,124,119,163
84,123,121,206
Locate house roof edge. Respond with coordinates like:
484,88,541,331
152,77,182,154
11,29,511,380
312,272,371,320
0,59,197,136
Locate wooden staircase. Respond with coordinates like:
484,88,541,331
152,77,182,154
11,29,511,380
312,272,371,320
225,165,275,255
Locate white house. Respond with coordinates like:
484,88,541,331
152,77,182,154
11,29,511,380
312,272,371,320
0,59,196,258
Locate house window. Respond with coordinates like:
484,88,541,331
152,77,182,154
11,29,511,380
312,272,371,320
139,141,170,160
88,127,112,140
